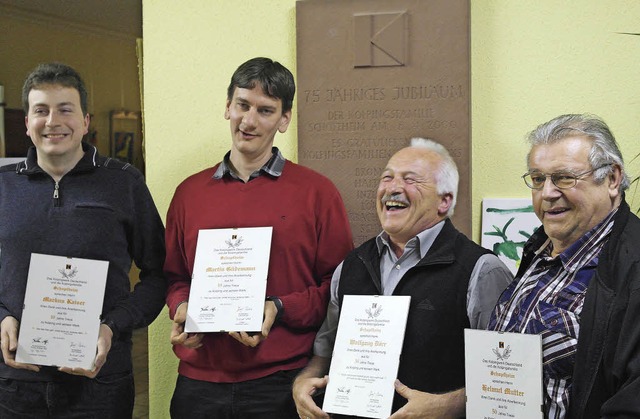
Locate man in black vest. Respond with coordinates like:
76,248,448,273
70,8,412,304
292,138,513,418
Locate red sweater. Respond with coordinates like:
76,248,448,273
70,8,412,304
165,160,353,382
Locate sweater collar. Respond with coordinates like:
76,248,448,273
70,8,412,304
18,142,100,176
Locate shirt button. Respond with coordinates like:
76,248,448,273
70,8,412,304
513,307,519,315
550,319,558,326
395,265,401,270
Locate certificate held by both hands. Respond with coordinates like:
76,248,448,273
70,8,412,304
323,295,411,419
185,227,273,333
16,253,108,370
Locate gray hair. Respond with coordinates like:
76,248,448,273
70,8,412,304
526,114,630,191
409,137,459,216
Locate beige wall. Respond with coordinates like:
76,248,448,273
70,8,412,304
141,0,639,417
471,1,640,214
0,5,141,157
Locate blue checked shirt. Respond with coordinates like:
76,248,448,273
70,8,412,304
488,209,617,419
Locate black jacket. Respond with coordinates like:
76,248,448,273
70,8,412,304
517,199,640,418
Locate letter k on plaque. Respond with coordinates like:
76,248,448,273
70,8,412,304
354,12,407,67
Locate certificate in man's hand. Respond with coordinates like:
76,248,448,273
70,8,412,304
323,295,410,419
465,329,543,418
16,253,108,369
185,227,273,333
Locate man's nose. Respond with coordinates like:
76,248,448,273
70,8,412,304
388,177,403,192
46,112,59,126
241,108,257,128
540,176,561,199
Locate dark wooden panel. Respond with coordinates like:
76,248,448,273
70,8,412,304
4,108,30,157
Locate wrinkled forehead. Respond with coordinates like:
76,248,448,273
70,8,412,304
386,147,440,172
528,136,592,170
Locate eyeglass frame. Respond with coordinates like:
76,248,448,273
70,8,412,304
521,164,612,190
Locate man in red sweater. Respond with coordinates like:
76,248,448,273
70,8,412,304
164,57,353,418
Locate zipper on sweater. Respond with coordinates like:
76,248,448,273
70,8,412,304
53,181,60,207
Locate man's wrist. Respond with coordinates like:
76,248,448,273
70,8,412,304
266,296,284,322
101,318,119,341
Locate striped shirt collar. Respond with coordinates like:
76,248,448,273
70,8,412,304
213,147,285,181
490,207,618,418
536,206,618,273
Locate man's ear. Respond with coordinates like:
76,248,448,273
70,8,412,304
438,193,453,216
224,100,231,120
607,164,623,199
278,110,292,133
83,113,90,135
25,115,31,138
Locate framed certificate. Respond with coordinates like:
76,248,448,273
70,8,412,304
465,329,544,418
185,227,273,333
16,253,108,369
323,295,411,418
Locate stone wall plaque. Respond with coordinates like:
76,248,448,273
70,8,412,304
297,0,470,245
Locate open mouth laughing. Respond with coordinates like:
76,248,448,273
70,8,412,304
382,195,409,211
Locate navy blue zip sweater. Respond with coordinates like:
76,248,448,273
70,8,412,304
0,143,166,380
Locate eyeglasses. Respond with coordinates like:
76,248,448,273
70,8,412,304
522,164,611,190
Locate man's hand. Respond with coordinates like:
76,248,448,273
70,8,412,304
228,299,278,347
292,375,330,419
170,302,204,349
0,316,39,372
292,355,332,419
390,380,465,419
59,323,113,378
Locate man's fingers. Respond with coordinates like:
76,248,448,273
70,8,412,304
394,379,411,398
59,366,99,378
228,331,262,347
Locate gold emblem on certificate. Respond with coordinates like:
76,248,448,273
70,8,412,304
16,253,108,369
185,227,273,333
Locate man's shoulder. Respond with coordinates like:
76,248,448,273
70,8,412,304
613,210,640,251
0,163,20,174
623,209,640,229
349,237,379,258
175,165,219,188
98,156,144,181
282,160,339,188
0,158,27,174
441,219,492,254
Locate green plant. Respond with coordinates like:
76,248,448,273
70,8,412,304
484,217,532,263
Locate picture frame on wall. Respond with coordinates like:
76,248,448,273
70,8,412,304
110,110,143,173
113,131,135,163
481,198,540,275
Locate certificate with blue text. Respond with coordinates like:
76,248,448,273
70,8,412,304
185,227,272,333
323,295,411,418
16,253,108,369
465,329,543,419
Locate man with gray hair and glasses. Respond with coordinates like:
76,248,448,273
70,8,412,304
488,113,640,418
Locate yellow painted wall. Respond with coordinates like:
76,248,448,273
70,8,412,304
144,1,640,417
